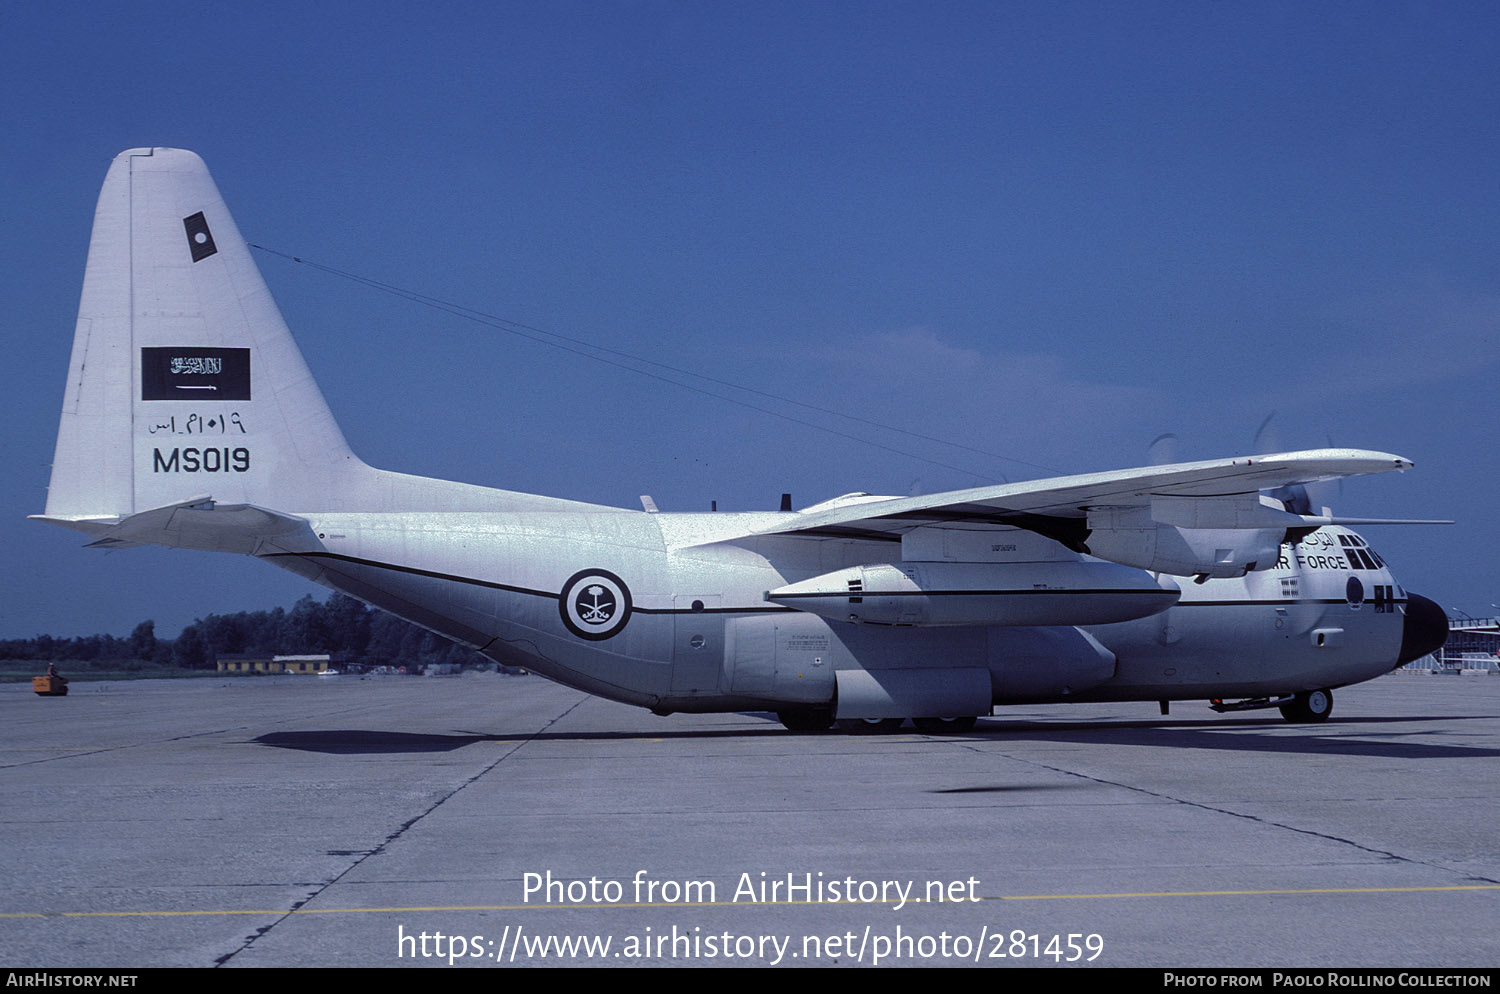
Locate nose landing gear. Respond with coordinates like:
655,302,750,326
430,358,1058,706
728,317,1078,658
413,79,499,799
1277,688,1333,723
1208,688,1334,723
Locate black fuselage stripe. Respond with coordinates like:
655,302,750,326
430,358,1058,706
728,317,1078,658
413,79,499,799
263,550,548,596
261,553,1398,617
259,550,793,615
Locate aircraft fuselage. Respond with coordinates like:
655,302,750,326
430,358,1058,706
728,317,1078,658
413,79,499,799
261,510,1423,717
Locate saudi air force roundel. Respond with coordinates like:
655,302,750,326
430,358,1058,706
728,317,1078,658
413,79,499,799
558,569,632,641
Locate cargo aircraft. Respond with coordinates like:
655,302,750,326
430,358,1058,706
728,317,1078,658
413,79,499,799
33,149,1449,732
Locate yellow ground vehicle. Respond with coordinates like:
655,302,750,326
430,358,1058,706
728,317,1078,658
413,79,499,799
32,670,68,696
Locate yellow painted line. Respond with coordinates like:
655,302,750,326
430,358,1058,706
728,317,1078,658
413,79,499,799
5,883,1498,919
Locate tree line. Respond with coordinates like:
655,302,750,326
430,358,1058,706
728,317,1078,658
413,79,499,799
0,593,487,671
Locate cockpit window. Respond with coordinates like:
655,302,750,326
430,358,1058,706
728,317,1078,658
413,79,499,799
1336,534,1386,571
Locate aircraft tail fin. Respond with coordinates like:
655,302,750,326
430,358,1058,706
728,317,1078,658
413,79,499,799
44,148,362,522
41,148,629,534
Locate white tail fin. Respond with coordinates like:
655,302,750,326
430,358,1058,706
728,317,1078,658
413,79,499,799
40,148,614,535
44,148,360,520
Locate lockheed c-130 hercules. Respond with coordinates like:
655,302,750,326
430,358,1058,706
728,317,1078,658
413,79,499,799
34,148,1449,732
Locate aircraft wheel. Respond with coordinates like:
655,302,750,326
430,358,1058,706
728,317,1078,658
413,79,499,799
777,708,835,732
1278,688,1333,724
835,717,905,734
912,717,977,734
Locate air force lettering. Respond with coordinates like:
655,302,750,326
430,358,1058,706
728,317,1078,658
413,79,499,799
559,569,632,641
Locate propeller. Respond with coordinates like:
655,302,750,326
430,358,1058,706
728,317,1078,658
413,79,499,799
1146,432,1180,467
1147,413,1447,530
1251,412,1340,517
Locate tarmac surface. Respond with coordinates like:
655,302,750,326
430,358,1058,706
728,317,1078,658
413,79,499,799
2,671,1497,968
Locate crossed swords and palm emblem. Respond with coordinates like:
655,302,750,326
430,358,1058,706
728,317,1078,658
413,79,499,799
575,584,616,626
560,571,629,640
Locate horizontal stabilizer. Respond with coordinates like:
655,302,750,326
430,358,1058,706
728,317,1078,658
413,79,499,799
33,496,318,556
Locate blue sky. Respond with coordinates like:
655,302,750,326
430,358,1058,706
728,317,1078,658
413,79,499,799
3,2,1497,637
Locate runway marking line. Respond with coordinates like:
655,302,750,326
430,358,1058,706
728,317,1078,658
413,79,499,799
6,883,1499,918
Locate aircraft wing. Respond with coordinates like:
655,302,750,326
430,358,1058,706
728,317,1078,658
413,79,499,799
748,449,1432,576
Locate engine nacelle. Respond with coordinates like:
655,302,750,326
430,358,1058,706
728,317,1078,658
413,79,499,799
765,560,1179,627
1085,500,1294,578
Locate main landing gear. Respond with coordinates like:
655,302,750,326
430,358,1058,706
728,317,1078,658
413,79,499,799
776,708,835,732
1209,688,1334,724
775,712,979,734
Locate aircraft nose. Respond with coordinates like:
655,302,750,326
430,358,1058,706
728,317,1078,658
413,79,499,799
1397,593,1448,665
